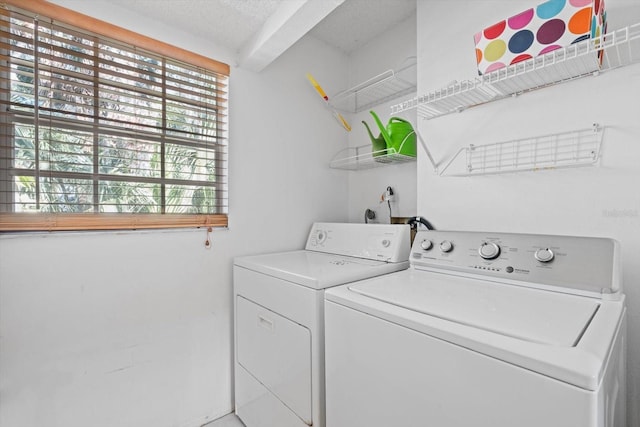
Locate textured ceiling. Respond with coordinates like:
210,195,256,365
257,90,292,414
309,0,416,53
107,0,416,55
107,0,282,53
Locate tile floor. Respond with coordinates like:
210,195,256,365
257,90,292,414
203,413,245,427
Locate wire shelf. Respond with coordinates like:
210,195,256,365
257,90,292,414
330,130,418,170
330,57,416,113
439,124,604,176
391,23,640,119
329,147,416,170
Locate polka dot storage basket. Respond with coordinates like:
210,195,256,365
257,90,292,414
474,0,607,75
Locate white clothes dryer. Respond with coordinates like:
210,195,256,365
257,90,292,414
325,230,626,427
233,222,411,427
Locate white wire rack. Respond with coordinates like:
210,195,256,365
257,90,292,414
391,23,640,119
439,124,604,176
329,130,420,170
330,57,416,113
329,146,416,170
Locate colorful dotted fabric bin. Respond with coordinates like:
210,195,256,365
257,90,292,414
474,0,607,75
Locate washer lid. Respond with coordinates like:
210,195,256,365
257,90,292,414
234,250,409,289
346,269,599,346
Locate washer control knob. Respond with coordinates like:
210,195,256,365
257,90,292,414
315,230,327,244
382,239,391,248
420,239,433,250
440,240,454,253
478,242,501,260
535,248,555,263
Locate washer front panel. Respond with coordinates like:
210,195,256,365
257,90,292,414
324,299,600,427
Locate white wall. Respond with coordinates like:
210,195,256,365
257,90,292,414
7,1,637,425
343,16,419,224
0,2,349,426
417,1,640,425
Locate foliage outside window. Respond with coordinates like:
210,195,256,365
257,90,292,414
0,2,229,231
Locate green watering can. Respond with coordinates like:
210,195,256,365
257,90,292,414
363,110,417,158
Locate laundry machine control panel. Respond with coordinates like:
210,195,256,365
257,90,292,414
411,230,621,298
306,222,411,263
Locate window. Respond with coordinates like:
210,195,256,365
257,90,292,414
0,1,229,231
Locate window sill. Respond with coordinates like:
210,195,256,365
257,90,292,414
0,213,228,232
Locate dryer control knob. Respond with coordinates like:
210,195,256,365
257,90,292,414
535,248,555,263
440,240,454,253
421,239,433,250
478,242,501,260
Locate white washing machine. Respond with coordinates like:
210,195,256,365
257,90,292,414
325,230,626,427
233,222,411,427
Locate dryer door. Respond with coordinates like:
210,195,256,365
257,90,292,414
236,296,312,424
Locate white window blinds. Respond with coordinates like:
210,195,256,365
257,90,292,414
0,5,228,229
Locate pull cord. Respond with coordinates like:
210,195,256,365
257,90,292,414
205,227,212,248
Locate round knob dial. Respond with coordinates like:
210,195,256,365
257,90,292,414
535,248,555,263
440,240,454,253
420,239,433,250
478,242,501,260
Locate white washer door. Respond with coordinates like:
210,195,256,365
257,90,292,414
236,296,312,424
346,269,599,346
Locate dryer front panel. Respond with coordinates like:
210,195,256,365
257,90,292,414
236,295,312,424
